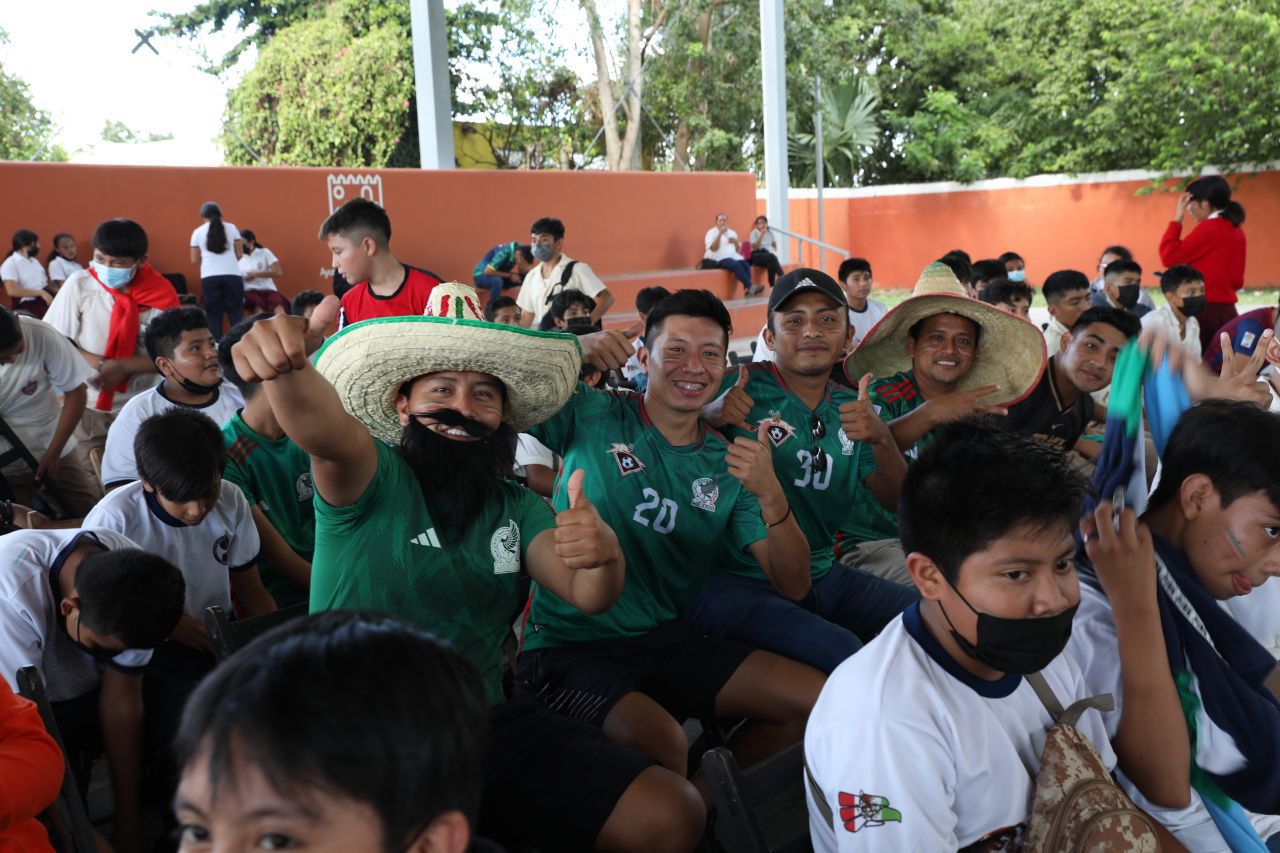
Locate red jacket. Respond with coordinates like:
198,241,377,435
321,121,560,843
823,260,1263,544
0,678,61,852
1159,216,1247,304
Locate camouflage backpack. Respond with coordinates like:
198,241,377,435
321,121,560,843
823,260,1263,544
1022,672,1161,852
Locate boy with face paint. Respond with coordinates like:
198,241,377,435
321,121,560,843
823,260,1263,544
98,306,244,489
1092,259,1152,319
1069,399,1280,849
1141,264,1206,362
805,421,1126,851
44,219,180,465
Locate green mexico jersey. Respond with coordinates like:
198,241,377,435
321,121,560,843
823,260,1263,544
838,370,924,545
311,440,556,705
222,413,315,595
721,363,876,582
524,384,766,650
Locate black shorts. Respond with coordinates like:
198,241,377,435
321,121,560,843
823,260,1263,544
479,699,654,851
515,618,754,727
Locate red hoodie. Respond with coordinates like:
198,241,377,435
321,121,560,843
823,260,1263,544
0,677,61,852
1159,216,1247,304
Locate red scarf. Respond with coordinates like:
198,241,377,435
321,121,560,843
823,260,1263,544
90,262,180,410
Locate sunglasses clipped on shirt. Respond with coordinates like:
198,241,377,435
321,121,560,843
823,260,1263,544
809,413,828,473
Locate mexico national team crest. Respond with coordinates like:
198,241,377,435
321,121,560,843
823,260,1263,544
838,426,857,456
608,443,646,477
763,414,796,448
839,791,902,834
691,477,719,512
490,520,520,574
295,473,315,501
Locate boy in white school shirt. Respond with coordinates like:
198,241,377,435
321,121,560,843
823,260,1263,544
1140,264,1205,363
0,528,185,853
99,305,243,488
0,306,102,515
805,421,1129,852
85,409,275,681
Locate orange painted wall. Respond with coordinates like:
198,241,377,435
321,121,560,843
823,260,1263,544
761,171,1280,290
0,162,757,298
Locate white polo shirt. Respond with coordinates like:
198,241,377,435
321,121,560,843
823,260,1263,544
1067,582,1280,850
0,528,152,702
47,256,83,283
238,247,280,292
190,221,243,279
516,254,606,328
703,227,743,263
43,270,163,413
99,383,244,487
805,603,1115,852
0,253,48,293
83,480,260,619
0,316,96,472
1140,305,1202,362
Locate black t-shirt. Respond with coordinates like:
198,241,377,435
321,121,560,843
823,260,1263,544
1001,357,1094,452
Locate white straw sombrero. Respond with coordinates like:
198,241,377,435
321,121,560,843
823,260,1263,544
844,262,1046,405
316,282,582,441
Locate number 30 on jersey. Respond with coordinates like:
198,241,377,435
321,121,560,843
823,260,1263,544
794,449,832,490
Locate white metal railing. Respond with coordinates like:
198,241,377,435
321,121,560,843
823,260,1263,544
767,225,850,271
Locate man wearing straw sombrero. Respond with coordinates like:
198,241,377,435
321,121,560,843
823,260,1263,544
833,261,1048,585
230,285,707,852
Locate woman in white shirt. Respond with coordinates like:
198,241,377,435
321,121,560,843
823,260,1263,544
747,215,784,287
189,201,243,339
1,230,51,319
237,230,289,315
45,233,83,292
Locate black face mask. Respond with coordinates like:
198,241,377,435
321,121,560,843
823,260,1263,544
167,362,221,396
1114,284,1140,309
938,587,1078,675
1179,296,1207,318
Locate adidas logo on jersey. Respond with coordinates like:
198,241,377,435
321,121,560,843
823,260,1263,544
410,528,442,548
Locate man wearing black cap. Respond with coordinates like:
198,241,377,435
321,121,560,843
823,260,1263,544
694,269,917,674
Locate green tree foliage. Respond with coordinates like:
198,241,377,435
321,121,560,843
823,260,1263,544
789,77,881,187
0,30,67,162
221,2,412,166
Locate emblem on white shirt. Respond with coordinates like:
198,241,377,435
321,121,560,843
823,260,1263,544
490,520,520,574
212,533,231,566
839,791,903,833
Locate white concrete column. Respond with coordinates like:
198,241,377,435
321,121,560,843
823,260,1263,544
759,0,790,262
409,0,455,169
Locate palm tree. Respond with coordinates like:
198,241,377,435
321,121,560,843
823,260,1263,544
789,76,881,188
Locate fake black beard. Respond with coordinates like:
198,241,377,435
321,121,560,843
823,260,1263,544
400,415,517,544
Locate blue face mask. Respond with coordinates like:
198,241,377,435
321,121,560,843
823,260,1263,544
91,261,137,289
1008,269,1026,283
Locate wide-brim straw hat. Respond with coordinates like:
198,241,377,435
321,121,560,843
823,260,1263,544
844,262,1046,404
316,282,582,442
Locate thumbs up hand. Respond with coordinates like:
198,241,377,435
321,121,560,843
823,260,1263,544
578,322,643,373
726,418,785,504
705,364,757,432
232,295,340,382
838,372,893,447
555,470,623,570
